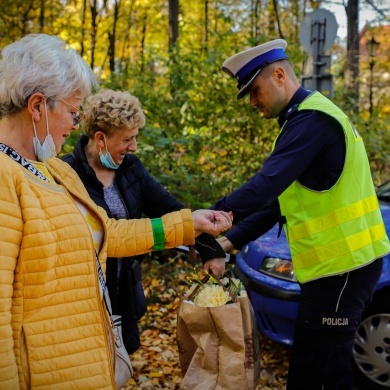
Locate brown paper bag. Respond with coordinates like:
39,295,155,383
177,294,260,390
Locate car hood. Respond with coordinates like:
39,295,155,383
380,201,390,236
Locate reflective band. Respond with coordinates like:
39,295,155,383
289,195,379,243
293,223,387,269
151,218,165,251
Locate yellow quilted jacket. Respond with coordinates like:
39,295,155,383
0,154,195,390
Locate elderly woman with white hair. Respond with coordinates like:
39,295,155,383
0,34,232,390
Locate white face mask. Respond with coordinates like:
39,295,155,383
32,98,57,162
99,135,120,170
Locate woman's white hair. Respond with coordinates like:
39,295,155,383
0,34,98,116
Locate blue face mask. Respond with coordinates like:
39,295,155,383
99,136,120,170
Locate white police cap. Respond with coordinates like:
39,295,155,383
222,39,288,99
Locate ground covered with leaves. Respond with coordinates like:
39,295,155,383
121,251,290,390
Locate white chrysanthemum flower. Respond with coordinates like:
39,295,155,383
194,285,231,307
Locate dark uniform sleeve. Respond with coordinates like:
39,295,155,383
194,233,226,262
224,200,281,250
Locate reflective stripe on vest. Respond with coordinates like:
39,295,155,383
293,223,387,269
288,195,379,243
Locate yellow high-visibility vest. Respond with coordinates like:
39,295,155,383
276,92,390,283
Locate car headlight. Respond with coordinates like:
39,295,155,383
259,257,297,282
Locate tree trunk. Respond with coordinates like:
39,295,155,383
20,2,34,36
272,0,284,39
168,0,179,96
108,0,121,73
346,0,359,104
90,0,98,69
168,0,179,48
120,0,135,73
140,14,147,73
80,0,87,58
204,0,209,53
39,0,45,32
251,0,262,42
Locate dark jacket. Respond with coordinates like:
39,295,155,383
61,134,225,353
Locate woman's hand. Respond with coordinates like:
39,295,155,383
192,210,233,237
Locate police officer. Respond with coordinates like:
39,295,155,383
213,39,390,389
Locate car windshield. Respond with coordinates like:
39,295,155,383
377,180,390,201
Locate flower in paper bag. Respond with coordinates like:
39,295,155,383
194,285,230,307
184,274,246,307
178,273,260,389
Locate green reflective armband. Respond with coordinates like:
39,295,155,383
151,218,165,251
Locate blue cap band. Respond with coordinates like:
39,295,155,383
236,48,288,85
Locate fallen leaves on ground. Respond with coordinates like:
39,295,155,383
121,251,289,390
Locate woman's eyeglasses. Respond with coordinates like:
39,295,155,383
58,98,84,126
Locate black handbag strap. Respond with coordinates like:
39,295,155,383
95,251,114,317
0,143,50,182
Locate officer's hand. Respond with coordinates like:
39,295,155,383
203,257,226,278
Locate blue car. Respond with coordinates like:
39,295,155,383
234,181,390,390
